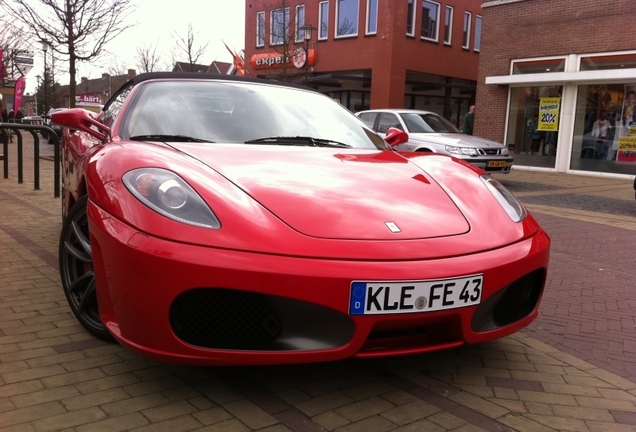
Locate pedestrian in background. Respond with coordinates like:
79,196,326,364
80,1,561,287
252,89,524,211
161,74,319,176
463,105,475,135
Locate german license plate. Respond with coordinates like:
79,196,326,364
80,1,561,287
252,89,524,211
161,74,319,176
349,275,483,315
488,160,507,168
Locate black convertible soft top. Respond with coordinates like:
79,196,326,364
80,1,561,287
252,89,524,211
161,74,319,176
103,72,310,112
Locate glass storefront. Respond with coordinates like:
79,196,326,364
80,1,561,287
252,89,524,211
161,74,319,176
505,86,562,168
572,83,636,175
493,52,636,178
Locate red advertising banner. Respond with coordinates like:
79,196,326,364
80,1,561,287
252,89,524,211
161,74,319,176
13,76,25,111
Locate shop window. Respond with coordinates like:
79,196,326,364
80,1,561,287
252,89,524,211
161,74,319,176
407,0,416,37
421,1,440,42
512,58,566,74
462,12,471,49
295,5,306,43
505,86,562,169
474,15,482,52
444,6,453,45
270,7,290,46
366,0,378,35
336,0,359,38
580,53,636,71
319,2,329,40
256,12,265,47
572,83,636,175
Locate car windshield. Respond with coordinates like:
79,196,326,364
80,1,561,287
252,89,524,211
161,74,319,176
401,112,461,134
120,80,388,150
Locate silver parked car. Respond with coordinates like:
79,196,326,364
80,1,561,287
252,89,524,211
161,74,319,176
356,109,513,173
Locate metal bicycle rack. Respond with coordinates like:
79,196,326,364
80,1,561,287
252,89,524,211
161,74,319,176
0,123,61,198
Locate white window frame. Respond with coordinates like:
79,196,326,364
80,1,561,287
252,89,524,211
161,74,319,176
295,5,306,43
406,0,417,37
335,0,359,39
319,1,329,40
270,7,290,46
366,0,378,35
256,11,265,47
463,11,471,50
474,15,482,52
421,0,441,43
444,5,453,45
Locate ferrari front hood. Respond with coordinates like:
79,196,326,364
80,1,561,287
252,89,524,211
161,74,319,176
173,144,470,240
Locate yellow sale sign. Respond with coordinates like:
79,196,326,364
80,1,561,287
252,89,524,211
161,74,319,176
537,97,560,131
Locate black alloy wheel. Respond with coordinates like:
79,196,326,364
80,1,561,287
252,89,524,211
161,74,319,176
59,195,114,341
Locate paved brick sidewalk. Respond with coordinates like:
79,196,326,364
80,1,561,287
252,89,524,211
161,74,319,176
1,136,636,431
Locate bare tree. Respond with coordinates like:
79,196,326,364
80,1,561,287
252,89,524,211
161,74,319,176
2,0,136,108
250,0,305,82
172,23,209,72
0,18,31,81
136,43,163,73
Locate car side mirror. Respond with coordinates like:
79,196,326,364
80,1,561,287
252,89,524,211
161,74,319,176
51,108,110,141
384,127,408,146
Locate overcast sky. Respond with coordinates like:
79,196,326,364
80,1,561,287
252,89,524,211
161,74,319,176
24,0,245,94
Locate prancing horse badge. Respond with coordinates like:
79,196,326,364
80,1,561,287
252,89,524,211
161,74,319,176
385,222,401,233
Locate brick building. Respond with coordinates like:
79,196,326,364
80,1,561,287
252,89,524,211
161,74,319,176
244,0,483,127
477,0,636,179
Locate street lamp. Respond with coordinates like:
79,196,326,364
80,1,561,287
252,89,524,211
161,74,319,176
41,41,49,113
35,74,41,116
299,24,315,86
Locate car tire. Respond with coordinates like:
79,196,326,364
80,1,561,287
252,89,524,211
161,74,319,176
58,195,115,342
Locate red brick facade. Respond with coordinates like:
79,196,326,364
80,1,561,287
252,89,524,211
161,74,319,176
476,0,636,142
245,0,482,112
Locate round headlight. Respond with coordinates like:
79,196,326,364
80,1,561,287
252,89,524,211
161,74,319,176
158,179,187,209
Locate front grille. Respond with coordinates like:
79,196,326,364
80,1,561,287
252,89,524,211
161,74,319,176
492,270,543,326
479,148,502,156
471,269,546,332
170,288,282,350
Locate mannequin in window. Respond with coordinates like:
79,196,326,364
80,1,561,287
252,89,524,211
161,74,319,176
527,115,541,155
592,112,610,159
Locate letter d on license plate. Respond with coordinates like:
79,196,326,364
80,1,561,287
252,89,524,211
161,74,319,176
349,275,483,315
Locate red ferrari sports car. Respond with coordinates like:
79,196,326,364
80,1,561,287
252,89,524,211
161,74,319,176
54,73,550,366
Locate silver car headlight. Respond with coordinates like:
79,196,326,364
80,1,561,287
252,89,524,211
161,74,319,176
480,175,526,222
123,168,221,229
445,145,479,156
500,147,510,156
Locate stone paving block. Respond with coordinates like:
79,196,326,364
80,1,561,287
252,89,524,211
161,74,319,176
40,368,106,387
74,412,149,432
196,418,252,431
123,375,187,397
449,391,510,418
142,400,199,422
498,413,556,432
223,398,279,429
332,415,397,432
454,384,495,398
11,385,80,408
294,391,355,417
334,396,396,422
517,390,578,406
312,410,351,431
392,417,447,432
2,364,66,384
525,413,592,432
62,387,130,411
379,389,419,406
487,397,527,413
585,421,636,432
161,385,203,402
25,351,86,368
339,381,395,401
192,406,235,426
101,392,172,416
0,401,66,429
75,372,140,394
128,415,204,432
541,382,602,397
551,405,615,422
380,399,440,425
31,407,107,432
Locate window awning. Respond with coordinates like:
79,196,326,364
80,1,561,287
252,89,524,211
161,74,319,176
486,69,636,86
